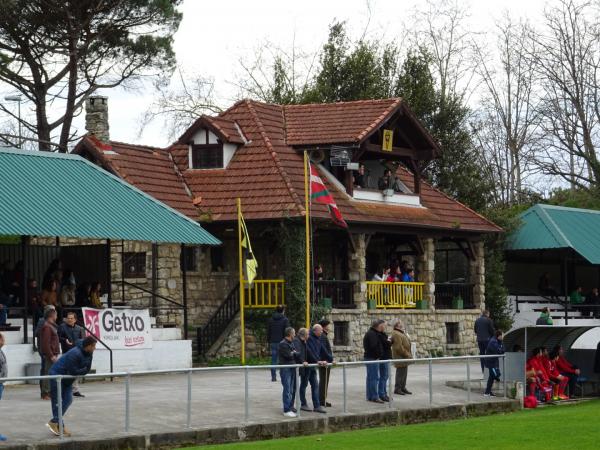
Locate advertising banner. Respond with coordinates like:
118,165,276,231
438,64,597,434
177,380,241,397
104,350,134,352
82,308,153,349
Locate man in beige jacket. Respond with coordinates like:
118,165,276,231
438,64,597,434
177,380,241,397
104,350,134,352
391,319,412,395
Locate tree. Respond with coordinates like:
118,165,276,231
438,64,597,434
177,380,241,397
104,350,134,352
0,0,182,151
529,0,600,190
473,16,539,205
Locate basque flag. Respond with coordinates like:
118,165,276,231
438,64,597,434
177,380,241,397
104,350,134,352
309,162,348,228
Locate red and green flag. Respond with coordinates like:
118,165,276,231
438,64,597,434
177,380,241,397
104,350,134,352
309,163,348,228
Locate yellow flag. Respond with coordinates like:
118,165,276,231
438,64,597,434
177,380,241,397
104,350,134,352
240,213,258,284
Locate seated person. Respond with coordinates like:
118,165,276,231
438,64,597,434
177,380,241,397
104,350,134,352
401,268,415,283
553,344,580,398
570,286,587,314
526,347,552,401
353,164,367,188
585,287,600,318
0,291,11,327
546,348,569,400
536,307,553,325
537,272,559,299
378,169,405,193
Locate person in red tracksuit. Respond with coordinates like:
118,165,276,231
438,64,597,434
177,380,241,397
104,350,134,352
526,348,552,401
553,345,580,398
548,348,570,399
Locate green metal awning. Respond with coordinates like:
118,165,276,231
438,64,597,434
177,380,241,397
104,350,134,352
0,148,220,245
506,204,600,264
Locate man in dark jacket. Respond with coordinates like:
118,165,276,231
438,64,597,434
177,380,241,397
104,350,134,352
363,319,386,402
278,327,299,417
318,320,334,407
47,336,96,436
58,312,86,397
294,326,327,413
484,330,505,396
40,307,60,401
267,306,290,382
474,310,495,373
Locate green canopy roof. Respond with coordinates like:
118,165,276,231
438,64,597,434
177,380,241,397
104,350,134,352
0,148,220,245
506,204,600,264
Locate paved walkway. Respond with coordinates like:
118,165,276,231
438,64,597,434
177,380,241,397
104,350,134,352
0,361,507,447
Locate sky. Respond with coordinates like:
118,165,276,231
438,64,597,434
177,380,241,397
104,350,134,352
4,0,549,148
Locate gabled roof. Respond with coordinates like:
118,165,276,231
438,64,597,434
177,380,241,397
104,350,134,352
0,148,220,245
507,204,600,264
75,98,500,234
178,115,246,144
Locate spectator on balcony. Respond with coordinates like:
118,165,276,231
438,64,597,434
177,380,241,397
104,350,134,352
314,264,324,281
42,259,62,294
391,319,412,395
41,280,59,309
378,169,404,193
59,271,77,309
353,164,367,189
585,287,600,318
569,286,586,314
318,320,334,407
267,305,291,382
0,290,10,328
88,282,103,309
401,268,415,283
538,272,559,300
27,278,42,319
75,284,91,308
0,332,8,441
474,310,495,373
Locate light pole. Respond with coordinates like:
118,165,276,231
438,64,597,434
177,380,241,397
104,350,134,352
5,94,22,148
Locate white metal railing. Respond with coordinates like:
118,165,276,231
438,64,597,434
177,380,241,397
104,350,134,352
0,354,507,440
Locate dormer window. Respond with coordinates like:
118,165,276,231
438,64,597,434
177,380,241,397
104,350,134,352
191,143,223,169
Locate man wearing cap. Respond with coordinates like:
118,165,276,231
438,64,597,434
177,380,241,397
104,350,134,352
391,319,413,395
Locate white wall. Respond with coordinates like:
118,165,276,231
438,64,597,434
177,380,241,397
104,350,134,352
188,128,237,169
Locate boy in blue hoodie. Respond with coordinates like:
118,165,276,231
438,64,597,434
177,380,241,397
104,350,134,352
484,330,505,396
46,336,96,437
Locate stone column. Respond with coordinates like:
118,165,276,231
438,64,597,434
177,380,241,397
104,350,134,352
416,238,435,308
347,233,367,309
469,241,485,310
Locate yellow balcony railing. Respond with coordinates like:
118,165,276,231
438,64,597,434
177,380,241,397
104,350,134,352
242,279,285,308
366,281,424,309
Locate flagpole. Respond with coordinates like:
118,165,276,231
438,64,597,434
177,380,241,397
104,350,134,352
237,197,246,365
304,151,311,328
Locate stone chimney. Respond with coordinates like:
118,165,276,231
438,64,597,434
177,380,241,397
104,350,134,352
85,95,110,142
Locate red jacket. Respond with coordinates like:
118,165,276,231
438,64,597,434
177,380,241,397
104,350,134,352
556,356,577,375
527,356,550,382
547,359,561,378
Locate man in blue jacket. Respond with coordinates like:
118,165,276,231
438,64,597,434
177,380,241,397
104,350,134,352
46,336,96,436
294,325,327,413
484,330,505,397
58,312,86,397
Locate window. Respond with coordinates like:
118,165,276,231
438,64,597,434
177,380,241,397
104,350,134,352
210,246,225,272
123,252,146,278
446,322,460,344
333,321,350,346
181,246,198,272
191,144,223,169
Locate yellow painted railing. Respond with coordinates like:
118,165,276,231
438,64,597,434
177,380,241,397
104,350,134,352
242,279,285,308
366,281,424,309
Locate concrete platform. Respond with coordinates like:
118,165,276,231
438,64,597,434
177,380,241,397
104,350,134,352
0,362,519,449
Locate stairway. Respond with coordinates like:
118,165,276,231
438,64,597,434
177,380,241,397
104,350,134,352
509,295,600,328
195,283,240,361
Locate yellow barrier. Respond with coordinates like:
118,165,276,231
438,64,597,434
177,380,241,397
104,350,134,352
242,279,285,308
366,281,424,309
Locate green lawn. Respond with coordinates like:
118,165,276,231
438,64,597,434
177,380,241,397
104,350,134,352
185,400,600,450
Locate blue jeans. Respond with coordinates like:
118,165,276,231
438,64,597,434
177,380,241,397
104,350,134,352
378,362,389,398
299,367,320,408
280,368,296,412
485,367,501,394
270,343,279,380
0,382,4,399
50,378,74,425
478,340,489,373
365,359,380,401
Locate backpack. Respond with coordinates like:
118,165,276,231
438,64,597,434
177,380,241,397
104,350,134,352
524,395,538,409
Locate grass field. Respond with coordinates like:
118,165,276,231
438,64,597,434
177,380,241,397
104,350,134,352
185,400,600,450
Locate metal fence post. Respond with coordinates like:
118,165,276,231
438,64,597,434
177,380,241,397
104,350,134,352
388,361,393,409
342,364,347,414
57,376,63,439
502,355,507,398
295,367,301,417
466,358,471,403
244,367,249,422
428,359,433,405
186,370,192,428
125,372,131,432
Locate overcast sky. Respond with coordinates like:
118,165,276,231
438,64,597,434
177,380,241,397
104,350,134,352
76,0,547,147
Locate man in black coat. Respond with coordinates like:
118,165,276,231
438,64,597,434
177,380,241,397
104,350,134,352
57,312,85,397
293,327,327,413
474,310,495,373
267,306,290,382
278,327,299,417
363,319,387,402
318,319,334,407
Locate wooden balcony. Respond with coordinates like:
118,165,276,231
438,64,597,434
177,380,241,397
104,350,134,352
366,281,424,309
242,279,285,308
314,280,356,309
434,282,475,309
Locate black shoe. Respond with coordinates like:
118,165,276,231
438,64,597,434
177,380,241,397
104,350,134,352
401,388,412,395
73,392,85,398
394,390,405,395
325,402,332,407
291,407,297,413
381,396,390,402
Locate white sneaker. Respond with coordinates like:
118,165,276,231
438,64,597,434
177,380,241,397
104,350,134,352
283,411,297,418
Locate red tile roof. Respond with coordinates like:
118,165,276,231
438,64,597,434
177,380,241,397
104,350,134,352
283,98,402,146
178,115,245,144
76,99,500,234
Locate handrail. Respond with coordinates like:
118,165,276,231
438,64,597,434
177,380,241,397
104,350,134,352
197,283,240,358
121,280,184,308
79,323,113,376
241,279,285,308
366,281,424,309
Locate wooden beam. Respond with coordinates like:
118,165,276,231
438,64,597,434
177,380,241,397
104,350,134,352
365,233,373,249
347,232,357,254
362,142,433,160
